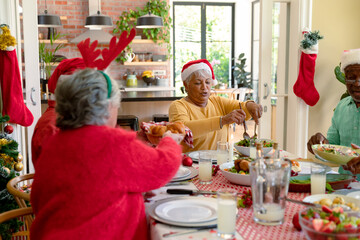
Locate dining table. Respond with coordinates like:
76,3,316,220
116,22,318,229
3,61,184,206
145,150,343,240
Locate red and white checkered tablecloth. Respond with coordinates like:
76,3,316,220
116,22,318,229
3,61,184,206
192,171,309,240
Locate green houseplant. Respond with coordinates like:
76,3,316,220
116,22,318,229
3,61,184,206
233,53,252,88
334,64,350,100
38,32,66,79
113,0,172,63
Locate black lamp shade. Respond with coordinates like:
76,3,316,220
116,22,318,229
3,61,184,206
85,15,113,29
136,13,163,28
38,14,62,28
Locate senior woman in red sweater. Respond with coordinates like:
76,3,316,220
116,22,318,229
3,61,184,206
30,69,183,240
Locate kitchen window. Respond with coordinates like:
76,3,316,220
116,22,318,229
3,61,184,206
172,2,235,93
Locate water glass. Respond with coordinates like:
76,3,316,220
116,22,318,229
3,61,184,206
217,141,229,165
311,164,326,195
217,189,237,239
250,158,291,225
198,152,213,184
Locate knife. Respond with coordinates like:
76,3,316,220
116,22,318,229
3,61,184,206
162,225,216,238
166,188,216,195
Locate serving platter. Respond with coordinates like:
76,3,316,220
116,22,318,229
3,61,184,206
289,174,353,192
303,194,360,210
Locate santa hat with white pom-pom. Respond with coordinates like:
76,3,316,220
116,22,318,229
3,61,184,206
181,59,218,86
341,48,360,72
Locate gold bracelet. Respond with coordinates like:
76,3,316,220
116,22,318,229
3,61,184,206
220,116,223,129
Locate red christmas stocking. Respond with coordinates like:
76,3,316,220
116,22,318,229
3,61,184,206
293,52,320,106
0,49,34,126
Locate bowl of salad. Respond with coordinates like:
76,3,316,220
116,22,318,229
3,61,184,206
220,160,251,186
312,144,360,165
234,138,273,156
299,206,360,240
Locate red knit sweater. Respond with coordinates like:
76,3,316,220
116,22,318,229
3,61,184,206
30,125,182,240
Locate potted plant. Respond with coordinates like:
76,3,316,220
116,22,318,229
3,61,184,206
233,53,252,89
38,32,66,80
334,64,350,100
113,0,172,63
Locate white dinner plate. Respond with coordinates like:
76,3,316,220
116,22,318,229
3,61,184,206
169,167,198,183
148,196,218,227
172,166,191,180
155,199,217,223
187,150,217,164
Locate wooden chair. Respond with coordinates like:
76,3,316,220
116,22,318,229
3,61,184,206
0,207,33,240
6,173,34,237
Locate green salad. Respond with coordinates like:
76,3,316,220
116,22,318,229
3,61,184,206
236,138,273,148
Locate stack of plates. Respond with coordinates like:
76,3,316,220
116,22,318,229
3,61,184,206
170,166,198,182
148,196,218,227
187,150,217,164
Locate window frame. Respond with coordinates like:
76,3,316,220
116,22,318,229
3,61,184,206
172,2,235,87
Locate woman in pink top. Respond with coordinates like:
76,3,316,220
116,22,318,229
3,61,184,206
31,69,182,240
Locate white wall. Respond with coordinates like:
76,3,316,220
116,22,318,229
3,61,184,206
309,0,360,153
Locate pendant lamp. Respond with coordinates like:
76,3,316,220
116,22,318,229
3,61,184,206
38,0,62,28
136,2,163,29
85,0,112,29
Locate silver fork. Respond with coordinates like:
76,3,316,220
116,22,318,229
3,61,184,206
253,123,258,139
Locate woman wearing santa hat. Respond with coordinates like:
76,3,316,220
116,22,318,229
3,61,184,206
307,48,360,177
169,59,263,152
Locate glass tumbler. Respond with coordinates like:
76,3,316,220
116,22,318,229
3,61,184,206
216,141,229,165
311,164,326,195
217,189,237,239
198,152,213,184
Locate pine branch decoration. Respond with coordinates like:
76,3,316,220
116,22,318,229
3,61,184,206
301,30,323,49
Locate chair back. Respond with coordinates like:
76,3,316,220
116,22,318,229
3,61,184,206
6,173,35,233
0,207,33,240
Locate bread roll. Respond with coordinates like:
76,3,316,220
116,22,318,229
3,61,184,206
166,122,185,134
150,125,166,137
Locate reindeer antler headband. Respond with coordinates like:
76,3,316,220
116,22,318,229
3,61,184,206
76,28,136,98
77,28,136,70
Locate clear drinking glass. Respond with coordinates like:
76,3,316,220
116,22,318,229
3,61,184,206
217,189,237,239
198,152,213,184
250,158,291,225
311,164,326,195
216,141,229,165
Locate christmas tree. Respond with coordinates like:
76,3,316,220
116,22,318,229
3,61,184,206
0,115,25,240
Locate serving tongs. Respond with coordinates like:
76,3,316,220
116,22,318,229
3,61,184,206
239,103,250,140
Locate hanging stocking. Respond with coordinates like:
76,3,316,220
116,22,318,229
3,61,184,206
0,49,34,126
293,30,323,106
